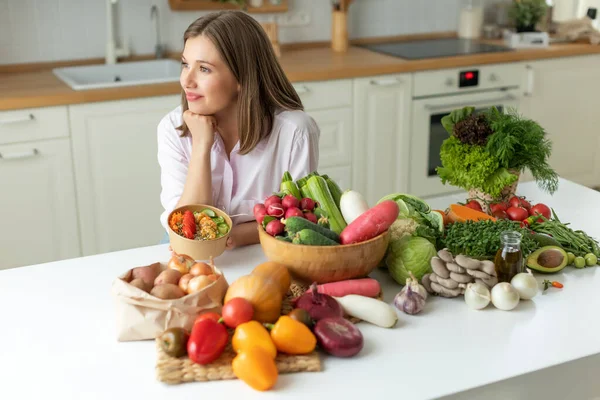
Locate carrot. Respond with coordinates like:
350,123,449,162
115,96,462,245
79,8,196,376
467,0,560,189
447,204,497,224
307,278,381,298
339,200,399,245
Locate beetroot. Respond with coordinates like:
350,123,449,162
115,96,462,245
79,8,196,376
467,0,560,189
282,194,300,210
293,283,343,322
304,212,318,224
264,195,282,209
314,317,364,357
265,219,284,236
300,198,316,211
266,203,285,218
285,207,304,219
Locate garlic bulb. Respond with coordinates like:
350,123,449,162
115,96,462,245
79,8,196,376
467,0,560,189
394,285,426,315
464,282,491,310
402,272,428,301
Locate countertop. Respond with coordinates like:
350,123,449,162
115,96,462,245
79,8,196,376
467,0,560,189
1,178,600,400
1,38,600,111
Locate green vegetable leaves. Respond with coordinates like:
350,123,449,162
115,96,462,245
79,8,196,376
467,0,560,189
441,106,475,135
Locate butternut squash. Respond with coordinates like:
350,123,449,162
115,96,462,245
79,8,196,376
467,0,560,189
447,204,497,224
251,262,291,297
224,275,282,323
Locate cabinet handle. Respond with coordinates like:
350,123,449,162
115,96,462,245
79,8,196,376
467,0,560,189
293,85,310,95
0,148,39,160
424,95,517,112
0,113,35,125
369,78,403,86
524,65,534,97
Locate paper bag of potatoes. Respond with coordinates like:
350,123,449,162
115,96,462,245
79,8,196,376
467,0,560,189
111,253,228,341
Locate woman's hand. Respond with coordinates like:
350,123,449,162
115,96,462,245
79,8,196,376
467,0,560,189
225,222,259,250
183,110,217,151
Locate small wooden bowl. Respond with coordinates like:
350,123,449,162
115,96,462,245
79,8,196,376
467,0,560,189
168,204,232,261
258,225,390,284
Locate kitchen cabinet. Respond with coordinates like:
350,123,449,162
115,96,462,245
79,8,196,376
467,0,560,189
519,55,600,188
352,74,412,206
0,138,80,270
69,95,180,256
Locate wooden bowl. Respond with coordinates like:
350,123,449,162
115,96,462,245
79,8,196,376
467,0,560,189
258,225,390,284
167,204,232,261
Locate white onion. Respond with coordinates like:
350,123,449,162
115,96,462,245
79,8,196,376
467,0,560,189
464,282,491,310
510,271,538,300
491,282,520,311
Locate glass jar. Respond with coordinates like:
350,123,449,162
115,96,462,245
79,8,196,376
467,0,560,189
458,0,484,39
494,231,524,283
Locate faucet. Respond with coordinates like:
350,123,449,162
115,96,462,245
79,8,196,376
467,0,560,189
106,0,130,64
151,5,164,59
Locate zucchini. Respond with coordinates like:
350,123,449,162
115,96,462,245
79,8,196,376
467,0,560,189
296,172,319,190
284,216,340,242
280,171,302,200
306,176,347,234
299,184,314,200
292,229,339,246
321,174,343,208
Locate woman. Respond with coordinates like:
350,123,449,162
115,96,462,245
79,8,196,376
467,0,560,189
158,11,320,249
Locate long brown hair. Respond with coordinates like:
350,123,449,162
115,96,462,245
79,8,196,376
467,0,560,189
177,11,303,155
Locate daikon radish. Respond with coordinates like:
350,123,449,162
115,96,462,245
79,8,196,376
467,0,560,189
307,278,381,298
333,295,398,328
340,190,369,224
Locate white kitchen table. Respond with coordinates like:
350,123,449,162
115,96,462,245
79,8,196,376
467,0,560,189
1,178,600,400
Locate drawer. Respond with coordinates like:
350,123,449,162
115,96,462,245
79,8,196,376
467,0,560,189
293,79,353,111
0,106,70,145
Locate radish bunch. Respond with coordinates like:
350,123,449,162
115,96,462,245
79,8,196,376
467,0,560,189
254,194,317,236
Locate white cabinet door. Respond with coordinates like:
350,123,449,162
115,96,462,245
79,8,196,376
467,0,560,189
519,56,600,188
69,95,180,256
307,107,353,173
0,139,80,269
353,74,412,206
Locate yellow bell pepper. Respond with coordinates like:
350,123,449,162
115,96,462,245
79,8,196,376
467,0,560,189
232,347,278,391
232,320,277,359
266,315,317,355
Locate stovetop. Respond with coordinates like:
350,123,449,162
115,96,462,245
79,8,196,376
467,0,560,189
359,38,513,60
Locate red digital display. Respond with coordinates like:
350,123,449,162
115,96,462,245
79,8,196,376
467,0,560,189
465,72,474,80
459,70,479,87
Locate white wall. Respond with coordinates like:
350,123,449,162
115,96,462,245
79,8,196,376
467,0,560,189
1,0,469,65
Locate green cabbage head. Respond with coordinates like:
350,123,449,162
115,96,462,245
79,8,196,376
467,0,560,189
386,235,436,285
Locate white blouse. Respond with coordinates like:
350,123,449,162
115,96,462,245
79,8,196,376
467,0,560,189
157,106,320,231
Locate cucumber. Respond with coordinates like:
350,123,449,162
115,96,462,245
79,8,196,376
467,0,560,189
292,229,339,246
284,216,340,242
276,235,293,243
200,208,216,217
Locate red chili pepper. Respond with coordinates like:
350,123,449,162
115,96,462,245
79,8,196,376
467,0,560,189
543,280,563,291
187,318,228,365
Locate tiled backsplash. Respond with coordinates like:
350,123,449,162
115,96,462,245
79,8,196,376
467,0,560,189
0,0,515,66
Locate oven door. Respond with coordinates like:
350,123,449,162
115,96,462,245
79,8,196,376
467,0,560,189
408,88,521,199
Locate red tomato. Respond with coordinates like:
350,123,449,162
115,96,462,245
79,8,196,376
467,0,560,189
195,312,221,324
221,297,254,329
187,319,228,365
506,206,529,221
465,200,483,212
509,196,531,211
490,202,508,214
492,210,509,220
529,203,551,221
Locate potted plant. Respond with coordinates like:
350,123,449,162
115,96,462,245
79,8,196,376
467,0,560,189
436,106,558,211
509,0,548,32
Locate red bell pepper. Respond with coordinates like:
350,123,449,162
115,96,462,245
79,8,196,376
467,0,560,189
187,318,228,365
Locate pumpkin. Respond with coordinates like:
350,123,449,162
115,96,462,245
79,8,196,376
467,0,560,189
251,261,291,297
224,275,282,323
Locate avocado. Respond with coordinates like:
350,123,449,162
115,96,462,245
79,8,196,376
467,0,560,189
527,245,568,273
529,232,562,249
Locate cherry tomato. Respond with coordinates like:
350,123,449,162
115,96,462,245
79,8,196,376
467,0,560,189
509,196,531,211
195,312,221,324
492,210,509,220
221,297,254,329
490,202,508,214
465,200,483,212
529,203,551,221
506,206,529,221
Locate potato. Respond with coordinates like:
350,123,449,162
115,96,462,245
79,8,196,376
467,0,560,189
129,278,151,293
154,269,182,286
151,284,186,300
131,262,161,287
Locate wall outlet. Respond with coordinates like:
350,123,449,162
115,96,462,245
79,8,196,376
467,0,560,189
276,12,311,27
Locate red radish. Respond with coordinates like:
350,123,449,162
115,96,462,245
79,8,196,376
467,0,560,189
506,206,529,221
293,283,344,322
253,203,265,215
253,204,266,224
264,195,282,209
282,194,300,210
266,203,285,218
300,198,316,211
529,203,551,221
304,212,318,224
265,219,284,236
313,317,363,357
306,278,381,298
339,200,399,245
284,207,304,219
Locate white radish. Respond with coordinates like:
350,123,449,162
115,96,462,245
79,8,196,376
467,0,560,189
334,295,398,328
339,190,369,224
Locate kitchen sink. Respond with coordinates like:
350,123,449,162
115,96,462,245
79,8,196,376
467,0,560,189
52,59,181,91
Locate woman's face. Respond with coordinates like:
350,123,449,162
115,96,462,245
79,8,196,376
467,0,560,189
180,35,239,116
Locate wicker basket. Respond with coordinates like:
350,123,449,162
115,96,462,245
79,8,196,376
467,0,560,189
468,170,520,214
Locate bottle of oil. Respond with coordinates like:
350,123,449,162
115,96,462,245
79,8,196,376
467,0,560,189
494,231,524,283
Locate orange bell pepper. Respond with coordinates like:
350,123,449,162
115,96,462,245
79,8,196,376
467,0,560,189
232,320,277,359
232,347,278,391
265,315,317,355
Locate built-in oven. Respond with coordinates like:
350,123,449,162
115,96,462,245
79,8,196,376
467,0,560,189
408,64,523,199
